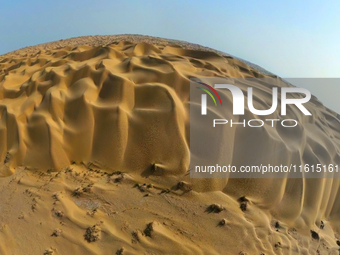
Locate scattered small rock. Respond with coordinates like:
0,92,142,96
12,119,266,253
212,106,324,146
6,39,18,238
55,210,64,218
3,152,10,164
31,203,37,211
43,249,54,255
65,166,73,173
116,248,124,255
206,204,225,213
320,220,324,229
87,208,97,217
274,242,281,248
52,192,60,200
311,230,319,240
132,231,140,243
51,229,62,237
238,196,249,212
150,163,164,175
72,187,83,197
219,219,227,226
144,222,154,237
160,188,170,194
240,202,247,212
336,240,340,246
114,174,125,183
176,181,192,192
82,183,93,193
135,183,147,192
238,196,249,203
84,224,101,242
275,221,280,229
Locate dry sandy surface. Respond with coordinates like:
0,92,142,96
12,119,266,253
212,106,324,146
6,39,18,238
0,35,340,255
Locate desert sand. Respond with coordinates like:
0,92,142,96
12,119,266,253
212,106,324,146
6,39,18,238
0,35,340,255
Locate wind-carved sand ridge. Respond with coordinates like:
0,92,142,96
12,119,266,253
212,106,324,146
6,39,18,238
0,35,340,254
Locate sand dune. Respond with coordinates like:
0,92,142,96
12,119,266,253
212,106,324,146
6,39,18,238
0,35,340,254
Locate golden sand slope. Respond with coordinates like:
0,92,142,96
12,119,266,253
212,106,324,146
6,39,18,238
0,37,266,174
1,35,340,254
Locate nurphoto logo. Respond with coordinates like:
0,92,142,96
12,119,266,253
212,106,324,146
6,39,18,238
195,80,312,128
189,78,322,179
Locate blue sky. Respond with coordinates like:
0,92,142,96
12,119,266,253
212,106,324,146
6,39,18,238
0,0,339,78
